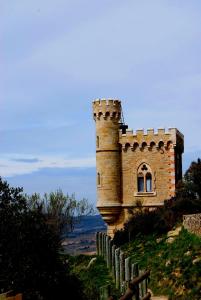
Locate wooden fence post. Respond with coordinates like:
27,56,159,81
104,233,107,259
131,263,139,300
95,232,152,300
119,270,151,300
96,232,151,300
108,238,113,271
131,262,139,279
115,248,120,289
100,233,103,257
112,245,116,278
102,233,105,259
99,232,102,256
106,235,110,267
96,232,99,256
102,233,105,258
104,234,107,260
139,269,147,298
99,284,110,300
125,257,131,282
120,251,125,293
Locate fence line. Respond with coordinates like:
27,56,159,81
96,232,151,300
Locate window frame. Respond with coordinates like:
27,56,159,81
135,163,156,196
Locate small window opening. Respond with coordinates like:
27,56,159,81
138,174,144,192
141,164,148,171
146,173,152,192
96,136,99,148
97,173,101,186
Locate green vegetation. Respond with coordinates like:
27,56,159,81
120,228,201,299
113,196,201,247
1,158,200,299
66,228,201,299
66,254,119,300
112,158,201,299
27,190,95,236
179,158,201,200
114,158,201,247
0,177,86,300
62,157,201,299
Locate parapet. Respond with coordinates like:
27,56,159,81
93,98,121,120
120,127,184,152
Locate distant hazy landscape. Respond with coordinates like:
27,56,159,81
61,215,106,255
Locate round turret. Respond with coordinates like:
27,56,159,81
92,99,122,225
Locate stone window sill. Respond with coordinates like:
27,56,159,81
134,191,156,197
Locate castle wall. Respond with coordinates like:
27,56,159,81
121,143,174,207
92,99,184,237
96,150,121,205
119,128,184,206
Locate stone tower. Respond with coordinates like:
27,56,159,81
93,99,122,236
92,99,184,237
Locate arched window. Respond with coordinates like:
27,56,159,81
137,164,152,193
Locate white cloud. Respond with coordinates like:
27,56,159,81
0,154,95,177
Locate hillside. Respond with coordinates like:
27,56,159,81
64,226,201,300
121,227,201,299
62,214,106,255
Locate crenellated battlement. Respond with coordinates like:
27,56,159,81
93,98,121,106
93,98,121,121
92,98,184,236
119,127,184,151
121,127,183,136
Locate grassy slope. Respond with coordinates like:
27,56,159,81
62,228,201,299
67,254,119,300
121,228,201,299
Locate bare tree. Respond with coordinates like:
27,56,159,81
27,189,95,236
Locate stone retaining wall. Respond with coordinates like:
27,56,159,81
183,213,201,236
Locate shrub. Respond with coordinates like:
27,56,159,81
114,197,201,247
0,177,85,300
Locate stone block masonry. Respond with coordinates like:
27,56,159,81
93,99,184,237
183,213,201,236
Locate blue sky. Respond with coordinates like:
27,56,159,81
1,0,201,204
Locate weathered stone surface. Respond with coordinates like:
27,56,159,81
167,226,182,237
183,213,201,236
